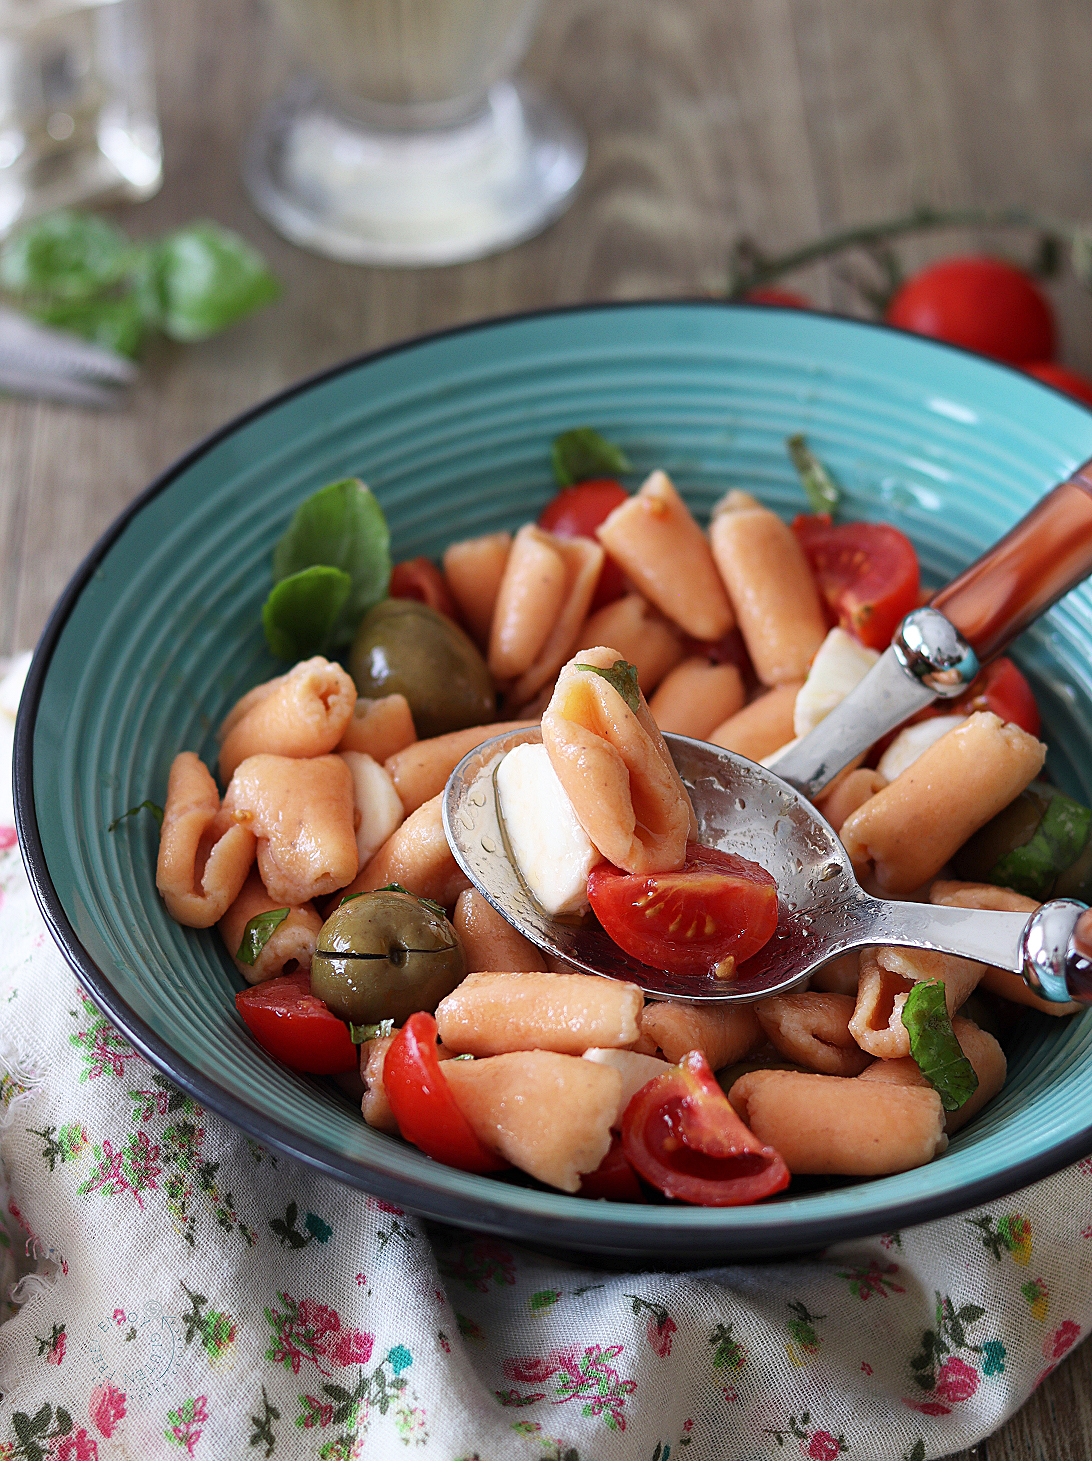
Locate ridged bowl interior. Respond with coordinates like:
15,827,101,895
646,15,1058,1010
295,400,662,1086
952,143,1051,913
19,302,1092,1258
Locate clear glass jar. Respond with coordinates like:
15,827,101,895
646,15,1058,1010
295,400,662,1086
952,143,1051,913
0,0,162,235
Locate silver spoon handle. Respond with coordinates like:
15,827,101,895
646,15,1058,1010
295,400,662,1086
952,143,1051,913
850,895,1090,1004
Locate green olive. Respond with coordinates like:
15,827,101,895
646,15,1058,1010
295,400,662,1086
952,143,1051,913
311,888,466,1026
348,598,495,739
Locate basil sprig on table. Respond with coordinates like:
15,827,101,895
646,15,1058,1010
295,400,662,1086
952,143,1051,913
901,981,979,1111
0,210,279,358
577,658,641,713
787,433,842,515
262,478,392,661
551,427,632,487
235,907,290,966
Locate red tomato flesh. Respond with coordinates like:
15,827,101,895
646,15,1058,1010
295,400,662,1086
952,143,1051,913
885,256,1055,366
388,556,458,619
384,1012,507,1174
951,656,1040,737
621,1051,790,1206
235,968,358,1074
744,286,811,309
538,478,629,610
1024,361,1092,409
587,843,778,978
793,514,921,650
577,1134,646,1202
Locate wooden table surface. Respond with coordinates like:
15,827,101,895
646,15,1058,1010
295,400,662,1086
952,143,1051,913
4,1,1092,1454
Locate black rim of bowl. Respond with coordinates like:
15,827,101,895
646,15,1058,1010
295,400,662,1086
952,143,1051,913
14,298,1092,1259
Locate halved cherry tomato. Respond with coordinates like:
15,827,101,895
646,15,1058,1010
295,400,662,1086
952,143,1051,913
621,1051,790,1206
793,514,920,650
384,1012,507,1174
577,1134,646,1202
885,256,1055,366
388,557,458,619
235,968,358,1074
1024,361,1092,409
538,478,629,610
744,286,811,309
587,842,778,978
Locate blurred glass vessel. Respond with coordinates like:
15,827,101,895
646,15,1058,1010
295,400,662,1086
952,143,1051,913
0,0,162,235
245,0,586,266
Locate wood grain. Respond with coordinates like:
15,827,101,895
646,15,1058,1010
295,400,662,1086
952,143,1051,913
3,2,1092,1453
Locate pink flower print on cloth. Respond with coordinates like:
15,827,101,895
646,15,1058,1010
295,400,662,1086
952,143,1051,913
89,1383,126,1439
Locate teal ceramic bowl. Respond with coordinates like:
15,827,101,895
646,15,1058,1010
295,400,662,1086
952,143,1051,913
16,303,1092,1259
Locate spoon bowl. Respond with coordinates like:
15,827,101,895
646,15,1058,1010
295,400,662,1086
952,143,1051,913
443,725,1084,1003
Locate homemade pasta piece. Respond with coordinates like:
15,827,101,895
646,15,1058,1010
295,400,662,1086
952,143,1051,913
649,657,746,739
930,879,1082,1015
506,536,605,711
809,952,861,996
336,694,417,761
728,1069,947,1175
755,991,872,1076
793,628,879,737
858,1017,1007,1133
495,741,603,914
443,531,512,648
639,1000,764,1070
361,1031,455,1134
839,712,1046,894
488,524,570,679
850,947,985,1059
575,594,687,694
339,751,404,865
337,791,470,908
225,753,358,905
596,470,734,640
582,1047,670,1128
815,767,887,835
441,1050,620,1192
708,681,803,762
157,752,256,927
453,889,548,973
385,719,536,816
709,491,827,685
218,657,357,782
435,970,644,1057
218,867,322,984
541,646,696,875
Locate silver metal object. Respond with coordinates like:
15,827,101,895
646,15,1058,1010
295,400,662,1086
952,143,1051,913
0,307,135,406
443,725,1088,1004
771,607,979,800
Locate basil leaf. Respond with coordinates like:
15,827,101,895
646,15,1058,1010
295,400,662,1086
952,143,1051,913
339,891,367,906
271,478,391,648
377,882,411,896
0,210,135,301
375,882,446,918
990,789,1092,900
577,658,641,713
153,222,281,342
31,293,148,358
108,800,164,833
262,565,352,661
901,981,979,1111
349,1018,394,1044
551,428,632,488
787,434,841,515
236,907,290,966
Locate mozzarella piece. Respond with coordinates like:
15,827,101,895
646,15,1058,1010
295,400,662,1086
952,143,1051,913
876,715,966,782
340,751,405,865
495,742,603,915
793,628,879,738
583,1046,669,1128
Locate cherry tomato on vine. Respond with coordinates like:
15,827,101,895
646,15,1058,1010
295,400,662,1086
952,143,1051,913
538,478,629,609
388,557,458,620
885,256,1055,366
1024,361,1092,409
621,1050,790,1206
587,843,778,978
793,514,920,651
744,287,812,309
384,1012,507,1174
235,968,358,1074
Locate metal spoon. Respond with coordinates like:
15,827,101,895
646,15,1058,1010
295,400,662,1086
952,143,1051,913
443,455,1092,1005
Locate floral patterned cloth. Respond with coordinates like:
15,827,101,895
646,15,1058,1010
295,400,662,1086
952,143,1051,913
0,661,1090,1460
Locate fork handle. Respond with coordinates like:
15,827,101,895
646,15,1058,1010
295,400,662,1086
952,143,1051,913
930,459,1092,661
